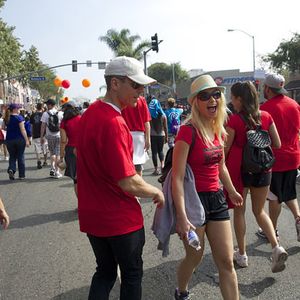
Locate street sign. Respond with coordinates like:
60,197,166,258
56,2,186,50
30,76,46,81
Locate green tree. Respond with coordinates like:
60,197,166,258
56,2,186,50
148,62,189,86
99,28,151,60
0,20,22,78
263,33,300,73
19,46,41,86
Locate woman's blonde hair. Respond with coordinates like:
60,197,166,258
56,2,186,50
185,92,228,146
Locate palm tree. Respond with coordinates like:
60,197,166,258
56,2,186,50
99,29,151,61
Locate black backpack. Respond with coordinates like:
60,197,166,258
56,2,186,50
158,124,196,185
240,114,275,174
47,112,60,132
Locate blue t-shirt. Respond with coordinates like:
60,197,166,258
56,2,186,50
165,107,183,134
6,114,25,141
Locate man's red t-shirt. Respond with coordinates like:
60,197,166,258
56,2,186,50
260,95,300,172
60,115,81,147
76,100,143,237
176,125,223,192
122,96,151,132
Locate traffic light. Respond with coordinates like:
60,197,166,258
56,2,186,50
72,60,77,72
151,33,159,52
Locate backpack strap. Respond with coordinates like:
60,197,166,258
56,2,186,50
186,123,196,155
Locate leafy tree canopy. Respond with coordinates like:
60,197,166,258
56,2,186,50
99,28,151,61
263,32,300,73
0,20,22,78
148,62,189,87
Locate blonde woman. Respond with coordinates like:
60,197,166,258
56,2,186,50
172,75,243,300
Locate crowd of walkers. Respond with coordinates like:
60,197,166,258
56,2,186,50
0,56,299,300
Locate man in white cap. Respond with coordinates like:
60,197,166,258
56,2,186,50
257,73,300,243
76,56,165,300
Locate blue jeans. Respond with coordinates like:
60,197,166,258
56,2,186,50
87,227,145,300
6,139,26,177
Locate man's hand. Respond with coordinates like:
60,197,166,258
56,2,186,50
152,189,165,208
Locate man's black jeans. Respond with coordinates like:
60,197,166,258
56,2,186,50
87,227,145,300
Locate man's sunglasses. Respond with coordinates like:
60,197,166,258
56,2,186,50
129,80,144,90
197,90,222,101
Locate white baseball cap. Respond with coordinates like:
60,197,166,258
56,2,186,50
264,73,287,95
105,56,156,85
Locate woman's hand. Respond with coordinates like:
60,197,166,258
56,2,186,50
228,191,243,207
176,216,195,241
0,209,9,229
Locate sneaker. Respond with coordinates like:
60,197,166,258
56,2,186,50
296,217,300,242
271,246,288,273
43,161,48,166
8,169,15,180
19,177,25,180
174,288,191,300
5,156,9,161
50,169,55,177
54,171,63,179
233,249,248,268
256,228,279,241
37,161,42,169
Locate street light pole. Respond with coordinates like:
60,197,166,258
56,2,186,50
227,29,255,72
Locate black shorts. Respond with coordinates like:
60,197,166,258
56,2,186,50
65,146,77,183
270,169,297,203
197,189,230,223
242,171,272,188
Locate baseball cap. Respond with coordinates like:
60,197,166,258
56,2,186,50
62,100,78,108
264,73,288,95
44,99,56,106
105,56,156,85
8,103,22,110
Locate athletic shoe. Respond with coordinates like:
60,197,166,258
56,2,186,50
296,218,300,242
19,177,25,180
5,156,9,161
233,249,248,268
8,169,14,180
256,228,279,241
50,169,55,177
174,288,191,300
54,171,63,179
43,161,48,166
37,161,42,169
271,246,288,273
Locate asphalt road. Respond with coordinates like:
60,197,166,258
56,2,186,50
0,146,299,300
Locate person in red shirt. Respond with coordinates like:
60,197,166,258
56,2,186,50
259,73,300,243
76,56,164,300
172,75,243,300
225,81,288,273
122,95,151,176
59,100,81,198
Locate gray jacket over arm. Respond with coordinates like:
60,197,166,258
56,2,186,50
151,164,205,257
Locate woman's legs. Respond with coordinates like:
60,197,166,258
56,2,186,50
150,136,158,171
206,220,239,300
233,188,248,255
156,136,165,170
250,186,278,248
176,226,205,293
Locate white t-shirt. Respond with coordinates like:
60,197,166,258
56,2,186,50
41,108,63,137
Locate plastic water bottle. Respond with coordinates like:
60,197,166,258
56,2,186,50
188,230,201,251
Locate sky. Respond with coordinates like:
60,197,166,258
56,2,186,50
1,0,299,102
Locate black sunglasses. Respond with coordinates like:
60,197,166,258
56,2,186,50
197,90,222,101
129,80,144,90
